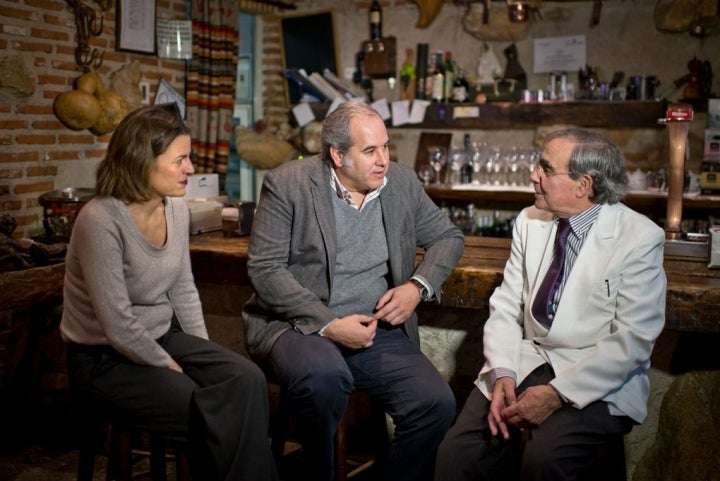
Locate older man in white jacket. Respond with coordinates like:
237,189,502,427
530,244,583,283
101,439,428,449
435,128,667,481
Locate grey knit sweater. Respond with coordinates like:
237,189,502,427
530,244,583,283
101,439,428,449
60,196,208,368
328,194,389,318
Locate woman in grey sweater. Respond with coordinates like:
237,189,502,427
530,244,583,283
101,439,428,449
61,105,278,481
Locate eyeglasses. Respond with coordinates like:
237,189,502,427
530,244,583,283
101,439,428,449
533,162,571,177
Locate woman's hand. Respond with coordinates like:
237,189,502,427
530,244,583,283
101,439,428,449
168,359,183,373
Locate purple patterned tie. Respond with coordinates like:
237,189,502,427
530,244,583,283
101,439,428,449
532,218,571,327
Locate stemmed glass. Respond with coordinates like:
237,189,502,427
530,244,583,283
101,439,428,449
448,147,466,185
471,141,487,185
483,147,500,186
428,146,447,185
417,165,433,185
526,149,541,187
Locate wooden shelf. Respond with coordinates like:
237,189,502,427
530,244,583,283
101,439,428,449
421,100,668,129
309,100,668,130
424,185,720,219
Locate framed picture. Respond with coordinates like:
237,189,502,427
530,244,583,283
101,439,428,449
156,18,192,59
415,132,452,184
116,0,156,54
280,9,339,105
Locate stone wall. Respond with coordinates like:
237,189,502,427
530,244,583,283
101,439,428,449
0,0,188,238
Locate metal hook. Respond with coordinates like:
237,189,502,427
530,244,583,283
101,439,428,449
67,0,106,68
95,0,112,11
88,12,103,36
75,45,104,69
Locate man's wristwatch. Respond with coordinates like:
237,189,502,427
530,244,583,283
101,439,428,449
409,278,431,302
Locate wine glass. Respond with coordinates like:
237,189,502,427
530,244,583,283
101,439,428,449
448,146,466,185
506,146,521,187
428,146,447,185
483,147,500,186
417,165,433,185
471,141,487,185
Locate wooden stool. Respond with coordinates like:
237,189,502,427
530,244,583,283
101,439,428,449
77,420,192,481
589,434,627,481
269,386,387,481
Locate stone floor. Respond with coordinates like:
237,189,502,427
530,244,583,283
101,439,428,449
0,388,102,481
0,441,380,481
1,444,89,481
0,388,381,481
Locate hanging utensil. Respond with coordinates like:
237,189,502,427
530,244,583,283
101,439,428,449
590,0,602,26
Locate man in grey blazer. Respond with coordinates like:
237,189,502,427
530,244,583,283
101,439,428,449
435,129,667,481
243,101,465,481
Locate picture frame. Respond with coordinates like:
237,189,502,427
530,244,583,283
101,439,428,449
280,9,340,105
415,132,452,172
116,0,156,54
156,18,192,59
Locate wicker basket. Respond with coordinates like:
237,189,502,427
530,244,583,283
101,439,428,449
234,127,297,170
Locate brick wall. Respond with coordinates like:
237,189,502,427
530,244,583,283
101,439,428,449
0,0,187,239
258,12,286,130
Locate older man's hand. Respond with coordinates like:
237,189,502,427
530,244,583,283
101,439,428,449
501,384,564,429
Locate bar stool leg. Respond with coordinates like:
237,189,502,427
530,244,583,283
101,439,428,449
335,414,349,481
106,425,132,481
76,422,97,481
174,445,192,481
150,434,168,481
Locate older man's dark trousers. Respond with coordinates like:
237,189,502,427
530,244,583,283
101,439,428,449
434,364,634,481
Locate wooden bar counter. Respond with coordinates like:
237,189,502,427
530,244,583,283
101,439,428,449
188,232,720,334
2,232,715,331
0,231,716,413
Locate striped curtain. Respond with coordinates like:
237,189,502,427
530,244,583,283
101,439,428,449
186,0,239,179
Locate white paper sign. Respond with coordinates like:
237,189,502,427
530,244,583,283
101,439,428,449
372,98,392,121
156,19,193,59
390,100,410,126
409,99,430,124
533,35,586,74
291,103,315,127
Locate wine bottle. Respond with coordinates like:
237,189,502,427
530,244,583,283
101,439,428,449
443,51,455,103
415,43,429,100
431,51,445,102
452,68,469,103
370,1,382,40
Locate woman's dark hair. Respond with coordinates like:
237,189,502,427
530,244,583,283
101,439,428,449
95,105,190,202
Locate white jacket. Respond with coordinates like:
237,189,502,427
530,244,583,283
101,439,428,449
476,203,666,423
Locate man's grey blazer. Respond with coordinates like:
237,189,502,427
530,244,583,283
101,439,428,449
242,156,465,360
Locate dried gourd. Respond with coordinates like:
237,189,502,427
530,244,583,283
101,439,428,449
75,70,100,94
91,82,131,135
53,89,101,130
